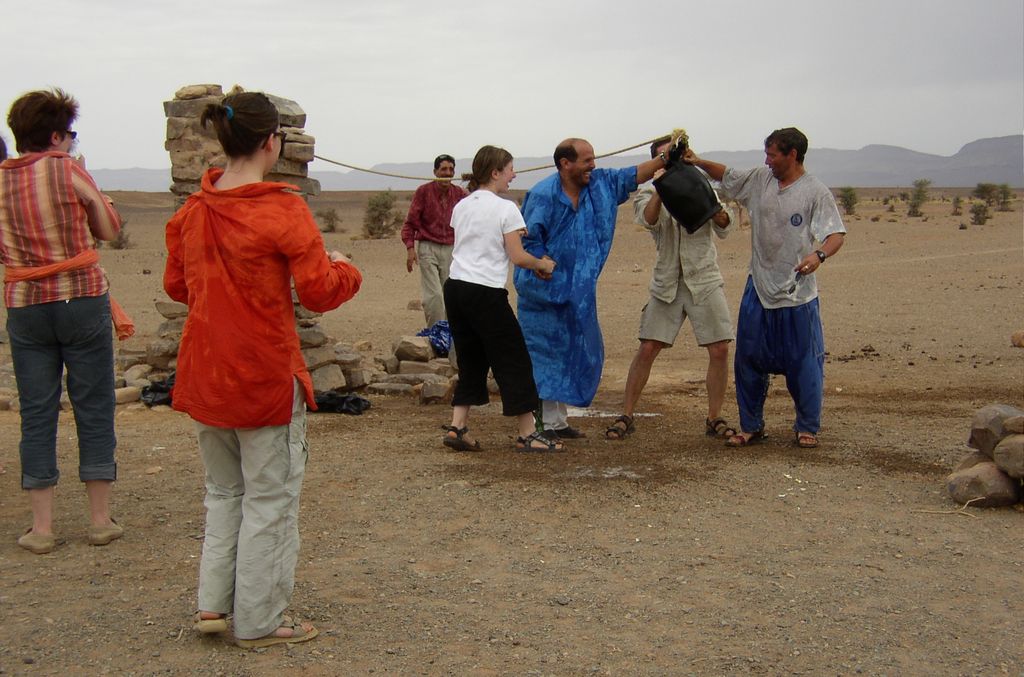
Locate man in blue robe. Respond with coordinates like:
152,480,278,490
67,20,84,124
514,138,668,438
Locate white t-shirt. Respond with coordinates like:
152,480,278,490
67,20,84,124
449,189,527,289
720,166,846,308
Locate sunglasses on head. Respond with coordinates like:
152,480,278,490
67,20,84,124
64,130,77,140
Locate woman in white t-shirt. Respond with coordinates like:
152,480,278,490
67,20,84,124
441,146,561,452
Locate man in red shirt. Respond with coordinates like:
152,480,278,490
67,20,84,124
400,154,467,329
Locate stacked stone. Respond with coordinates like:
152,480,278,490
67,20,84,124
115,296,372,401
164,84,320,207
294,291,374,393
109,301,186,405
369,336,456,404
946,404,1024,507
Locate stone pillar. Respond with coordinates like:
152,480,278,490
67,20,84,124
163,84,320,206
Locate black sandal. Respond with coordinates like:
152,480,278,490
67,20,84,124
705,417,737,439
605,414,635,440
515,430,564,452
441,425,482,451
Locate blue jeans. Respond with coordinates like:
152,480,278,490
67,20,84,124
7,294,117,489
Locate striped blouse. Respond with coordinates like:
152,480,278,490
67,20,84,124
0,151,121,308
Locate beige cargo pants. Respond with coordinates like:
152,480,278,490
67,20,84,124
417,239,454,329
195,381,307,640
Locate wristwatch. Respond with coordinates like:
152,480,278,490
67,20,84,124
815,250,827,263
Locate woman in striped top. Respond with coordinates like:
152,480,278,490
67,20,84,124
0,89,124,555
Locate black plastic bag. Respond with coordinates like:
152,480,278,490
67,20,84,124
653,144,722,234
141,372,175,407
312,391,371,415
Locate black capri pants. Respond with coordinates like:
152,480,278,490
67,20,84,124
443,278,538,416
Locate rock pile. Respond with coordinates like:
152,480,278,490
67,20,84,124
164,84,320,207
116,296,372,402
293,292,373,393
946,404,1024,507
2,326,459,412
368,336,455,404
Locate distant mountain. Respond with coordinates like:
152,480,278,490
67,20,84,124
312,135,1023,190
89,136,1023,191
90,168,170,193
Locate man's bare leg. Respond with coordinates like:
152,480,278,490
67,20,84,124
704,340,730,421
607,340,666,439
623,340,665,417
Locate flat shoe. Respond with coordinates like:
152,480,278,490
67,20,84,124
18,529,55,554
545,426,586,439
88,519,123,546
236,617,318,649
193,612,229,634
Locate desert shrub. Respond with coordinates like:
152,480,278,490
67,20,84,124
362,190,403,239
886,203,895,212
899,191,909,202
881,196,890,206
996,184,1013,211
98,221,132,250
951,196,962,216
838,187,858,215
315,208,343,233
907,179,930,217
973,183,998,206
970,202,989,225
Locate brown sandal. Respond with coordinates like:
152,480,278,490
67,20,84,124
193,611,229,634
441,425,482,451
795,432,819,448
605,415,635,440
236,616,318,648
705,417,737,439
725,430,767,447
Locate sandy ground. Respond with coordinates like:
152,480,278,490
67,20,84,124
0,185,1021,676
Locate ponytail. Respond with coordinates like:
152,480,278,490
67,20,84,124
200,90,279,159
465,145,513,193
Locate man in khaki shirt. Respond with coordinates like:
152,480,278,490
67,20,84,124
606,137,736,441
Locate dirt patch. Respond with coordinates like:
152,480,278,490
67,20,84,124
0,190,1021,675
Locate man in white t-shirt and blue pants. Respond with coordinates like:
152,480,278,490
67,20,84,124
685,127,846,449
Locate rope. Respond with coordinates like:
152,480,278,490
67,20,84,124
312,135,667,182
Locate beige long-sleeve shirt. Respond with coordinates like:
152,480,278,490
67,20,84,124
633,182,732,305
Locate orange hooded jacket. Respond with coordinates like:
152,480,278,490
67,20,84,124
164,168,361,428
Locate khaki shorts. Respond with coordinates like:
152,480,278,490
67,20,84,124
638,283,734,347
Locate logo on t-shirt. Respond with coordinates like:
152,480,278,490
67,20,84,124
790,213,804,227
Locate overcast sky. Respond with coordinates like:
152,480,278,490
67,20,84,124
3,0,1022,170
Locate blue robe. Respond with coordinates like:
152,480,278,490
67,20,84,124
513,167,637,406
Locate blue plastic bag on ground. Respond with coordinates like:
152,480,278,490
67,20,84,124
416,320,451,357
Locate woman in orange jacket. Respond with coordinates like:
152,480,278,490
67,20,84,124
164,90,361,648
